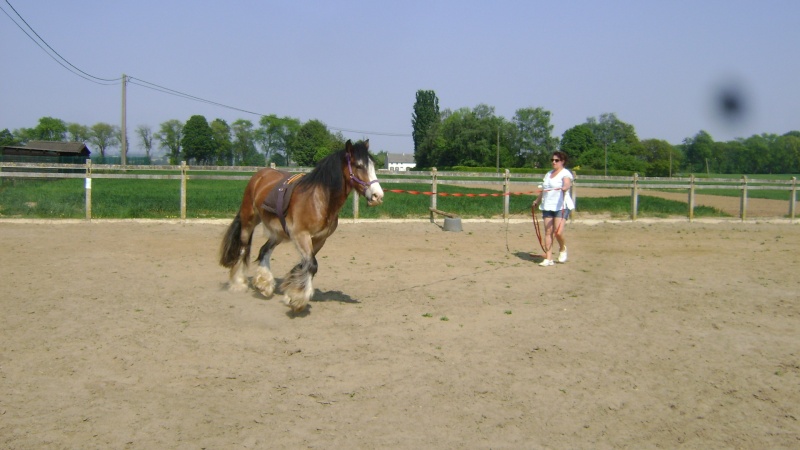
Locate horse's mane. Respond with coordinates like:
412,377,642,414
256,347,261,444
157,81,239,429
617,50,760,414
296,141,371,198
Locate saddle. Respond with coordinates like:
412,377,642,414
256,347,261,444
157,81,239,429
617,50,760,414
261,171,305,236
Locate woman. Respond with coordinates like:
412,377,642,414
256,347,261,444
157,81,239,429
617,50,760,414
532,151,574,267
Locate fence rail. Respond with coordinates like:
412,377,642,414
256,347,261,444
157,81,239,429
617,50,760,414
1,161,797,222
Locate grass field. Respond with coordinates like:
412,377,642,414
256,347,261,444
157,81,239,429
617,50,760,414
0,178,729,219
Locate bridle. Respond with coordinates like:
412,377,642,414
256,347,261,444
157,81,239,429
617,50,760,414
346,152,380,192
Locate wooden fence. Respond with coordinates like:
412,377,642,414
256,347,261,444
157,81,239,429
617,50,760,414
1,161,797,222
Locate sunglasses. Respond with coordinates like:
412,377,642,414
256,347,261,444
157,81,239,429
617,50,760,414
551,159,561,162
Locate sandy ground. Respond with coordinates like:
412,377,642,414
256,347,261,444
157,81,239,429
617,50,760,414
1,214,798,449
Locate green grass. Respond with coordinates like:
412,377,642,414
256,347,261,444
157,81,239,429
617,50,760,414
574,195,727,218
0,178,85,218
686,188,792,201
0,178,731,219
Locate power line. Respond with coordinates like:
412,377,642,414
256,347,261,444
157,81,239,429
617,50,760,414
2,0,121,84
128,76,411,137
2,0,411,138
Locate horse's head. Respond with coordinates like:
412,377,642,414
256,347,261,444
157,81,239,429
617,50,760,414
345,140,384,206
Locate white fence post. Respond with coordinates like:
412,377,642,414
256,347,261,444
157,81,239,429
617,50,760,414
740,175,748,221
352,187,359,222
688,174,696,222
85,159,92,221
790,177,797,223
180,161,187,222
503,169,510,219
631,173,639,221
430,168,438,223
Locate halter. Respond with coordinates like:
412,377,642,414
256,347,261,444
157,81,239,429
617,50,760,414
346,152,380,190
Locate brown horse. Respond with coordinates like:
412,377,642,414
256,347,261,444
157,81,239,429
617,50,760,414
219,139,384,312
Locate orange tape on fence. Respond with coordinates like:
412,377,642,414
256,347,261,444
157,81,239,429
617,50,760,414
386,189,539,197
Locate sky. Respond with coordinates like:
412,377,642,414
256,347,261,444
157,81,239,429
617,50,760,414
2,0,799,156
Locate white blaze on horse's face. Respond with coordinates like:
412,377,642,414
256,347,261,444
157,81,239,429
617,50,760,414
365,158,384,206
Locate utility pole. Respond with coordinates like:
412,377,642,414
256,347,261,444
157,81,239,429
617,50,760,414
121,73,127,165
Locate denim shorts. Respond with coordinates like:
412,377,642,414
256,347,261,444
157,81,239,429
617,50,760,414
542,209,570,220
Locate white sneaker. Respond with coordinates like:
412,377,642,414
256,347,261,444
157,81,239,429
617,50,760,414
538,259,554,267
558,247,568,263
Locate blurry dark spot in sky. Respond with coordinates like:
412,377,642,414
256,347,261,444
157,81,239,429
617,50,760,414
712,79,750,127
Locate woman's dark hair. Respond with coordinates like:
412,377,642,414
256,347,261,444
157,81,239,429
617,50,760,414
553,151,569,165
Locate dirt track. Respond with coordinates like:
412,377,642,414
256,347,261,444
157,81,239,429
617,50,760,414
1,218,798,448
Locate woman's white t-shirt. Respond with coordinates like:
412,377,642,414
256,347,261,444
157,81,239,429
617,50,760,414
539,169,575,211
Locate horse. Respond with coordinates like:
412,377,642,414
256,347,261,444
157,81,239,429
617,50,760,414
219,139,384,313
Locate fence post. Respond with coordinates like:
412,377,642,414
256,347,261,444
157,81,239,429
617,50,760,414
688,174,695,222
503,169,510,219
571,172,577,213
631,173,639,221
85,159,92,221
352,185,359,222
789,177,796,223
180,161,187,222
430,168,438,223
740,175,748,221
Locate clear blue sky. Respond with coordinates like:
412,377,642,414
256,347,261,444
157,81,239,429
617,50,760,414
2,0,798,156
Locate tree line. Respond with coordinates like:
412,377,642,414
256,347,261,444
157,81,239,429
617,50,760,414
412,90,800,176
1,115,379,167
4,89,800,175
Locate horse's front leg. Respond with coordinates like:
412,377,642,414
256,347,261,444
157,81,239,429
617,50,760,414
253,237,280,297
280,232,317,313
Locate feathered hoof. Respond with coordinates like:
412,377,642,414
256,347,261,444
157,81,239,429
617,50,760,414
228,281,249,293
282,295,308,313
253,272,275,297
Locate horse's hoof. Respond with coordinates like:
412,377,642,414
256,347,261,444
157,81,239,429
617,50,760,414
228,282,249,293
258,287,275,297
253,277,275,297
282,295,307,313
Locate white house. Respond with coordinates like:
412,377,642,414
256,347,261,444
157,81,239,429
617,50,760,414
385,153,416,171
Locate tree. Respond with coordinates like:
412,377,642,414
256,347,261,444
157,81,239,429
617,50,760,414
0,128,19,147
135,124,155,162
412,90,440,168
66,123,91,142
28,117,67,141
513,107,557,168
741,134,773,174
585,113,639,174
256,114,301,165
641,139,679,177
88,122,120,158
684,130,715,173
560,124,598,166
773,133,800,174
231,119,262,166
210,119,233,165
181,115,215,164
155,120,183,165
288,120,341,166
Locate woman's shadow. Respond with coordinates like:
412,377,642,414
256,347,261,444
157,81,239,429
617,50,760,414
513,251,545,263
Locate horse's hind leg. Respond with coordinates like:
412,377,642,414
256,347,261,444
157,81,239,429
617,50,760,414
221,208,258,293
253,237,280,297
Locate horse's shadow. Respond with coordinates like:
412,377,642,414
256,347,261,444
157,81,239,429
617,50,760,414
281,289,359,318
311,289,360,304
232,277,359,317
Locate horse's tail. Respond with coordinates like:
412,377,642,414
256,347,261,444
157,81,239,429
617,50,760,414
219,210,251,268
